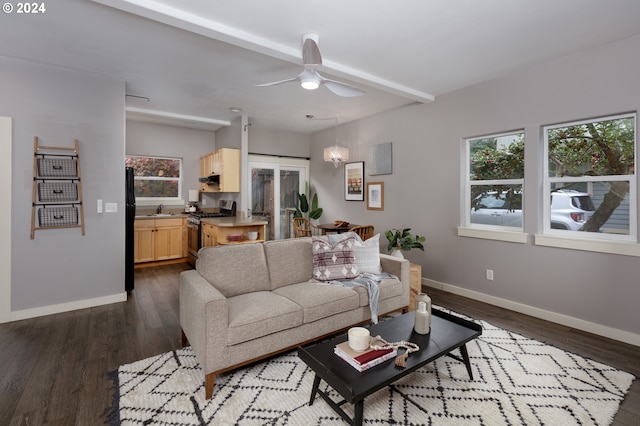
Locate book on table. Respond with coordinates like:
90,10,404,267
334,341,397,372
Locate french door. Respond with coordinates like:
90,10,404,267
248,155,308,240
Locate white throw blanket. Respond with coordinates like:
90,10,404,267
326,272,396,323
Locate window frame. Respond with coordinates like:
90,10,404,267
458,130,528,243
125,155,183,204
541,112,636,243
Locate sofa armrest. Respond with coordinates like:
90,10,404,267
179,270,229,374
379,254,411,306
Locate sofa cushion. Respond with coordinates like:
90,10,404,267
197,243,270,298
227,291,303,346
264,238,314,290
274,282,360,323
354,233,382,274
311,236,359,281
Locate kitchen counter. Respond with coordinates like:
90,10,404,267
134,213,190,220
200,217,267,247
200,217,268,227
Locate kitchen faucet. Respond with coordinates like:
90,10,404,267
156,203,163,214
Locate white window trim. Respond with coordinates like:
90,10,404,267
541,113,637,244
458,226,528,244
459,130,527,243
127,155,184,206
534,234,640,257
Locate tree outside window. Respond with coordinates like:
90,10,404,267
466,131,525,229
125,156,182,199
544,113,635,237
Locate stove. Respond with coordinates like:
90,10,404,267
186,211,227,226
187,200,236,224
187,200,236,266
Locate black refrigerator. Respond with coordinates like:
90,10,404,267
125,167,135,292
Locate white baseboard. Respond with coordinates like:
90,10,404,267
8,292,128,323
423,278,640,348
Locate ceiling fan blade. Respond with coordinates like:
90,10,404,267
302,36,322,67
254,76,299,87
322,79,365,97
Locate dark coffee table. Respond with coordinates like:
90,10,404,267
297,309,482,425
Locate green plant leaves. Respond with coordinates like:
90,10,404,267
385,228,425,252
294,191,322,220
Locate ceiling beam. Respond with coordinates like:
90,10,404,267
92,0,435,103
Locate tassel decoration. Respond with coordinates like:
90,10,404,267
369,335,419,369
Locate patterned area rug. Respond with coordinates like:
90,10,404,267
110,311,634,425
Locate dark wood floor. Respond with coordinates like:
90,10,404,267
0,263,638,425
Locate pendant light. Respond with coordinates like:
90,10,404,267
323,117,349,167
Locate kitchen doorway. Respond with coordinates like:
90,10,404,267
248,155,309,240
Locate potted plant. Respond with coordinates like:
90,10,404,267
294,191,323,220
384,228,425,258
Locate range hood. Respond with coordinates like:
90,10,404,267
198,175,220,184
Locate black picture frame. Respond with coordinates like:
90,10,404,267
344,161,365,201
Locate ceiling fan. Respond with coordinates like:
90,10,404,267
255,34,365,97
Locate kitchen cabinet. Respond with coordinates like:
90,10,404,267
200,219,267,247
201,222,217,248
199,148,240,193
134,217,184,263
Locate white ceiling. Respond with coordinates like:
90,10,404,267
2,0,640,133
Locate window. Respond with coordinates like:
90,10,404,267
543,113,636,241
125,155,182,201
463,131,525,232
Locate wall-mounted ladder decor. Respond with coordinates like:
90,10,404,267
30,136,85,239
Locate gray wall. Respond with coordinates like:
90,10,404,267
214,119,310,160
310,35,640,340
2,56,126,313
126,120,215,209
248,125,311,159
215,117,242,150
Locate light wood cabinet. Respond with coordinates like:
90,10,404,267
201,222,217,248
201,222,266,247
134,220,155,263
134,218,184,263
215,224,266,245
199,148,240,193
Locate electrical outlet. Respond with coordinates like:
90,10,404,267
202,198,207,205
485,269,494,281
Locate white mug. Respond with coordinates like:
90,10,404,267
348,327,370,352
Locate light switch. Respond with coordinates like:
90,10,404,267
97,199,103,213
105,202,117,213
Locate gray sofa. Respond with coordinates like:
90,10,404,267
179,236,410,398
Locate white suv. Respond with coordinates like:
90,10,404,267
471,190,595,231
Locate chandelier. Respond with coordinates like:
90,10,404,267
323,145,349,167
323,117,349,167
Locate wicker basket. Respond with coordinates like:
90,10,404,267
37,158,77,178
37,182,78,202
38,206,79,227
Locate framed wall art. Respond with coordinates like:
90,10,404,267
345,161,364,201
366,182,384,210
368,142,392,175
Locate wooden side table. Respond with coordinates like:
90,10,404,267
409,263,422,311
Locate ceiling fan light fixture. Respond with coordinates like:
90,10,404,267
300,77,320,90
324,145,349,167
